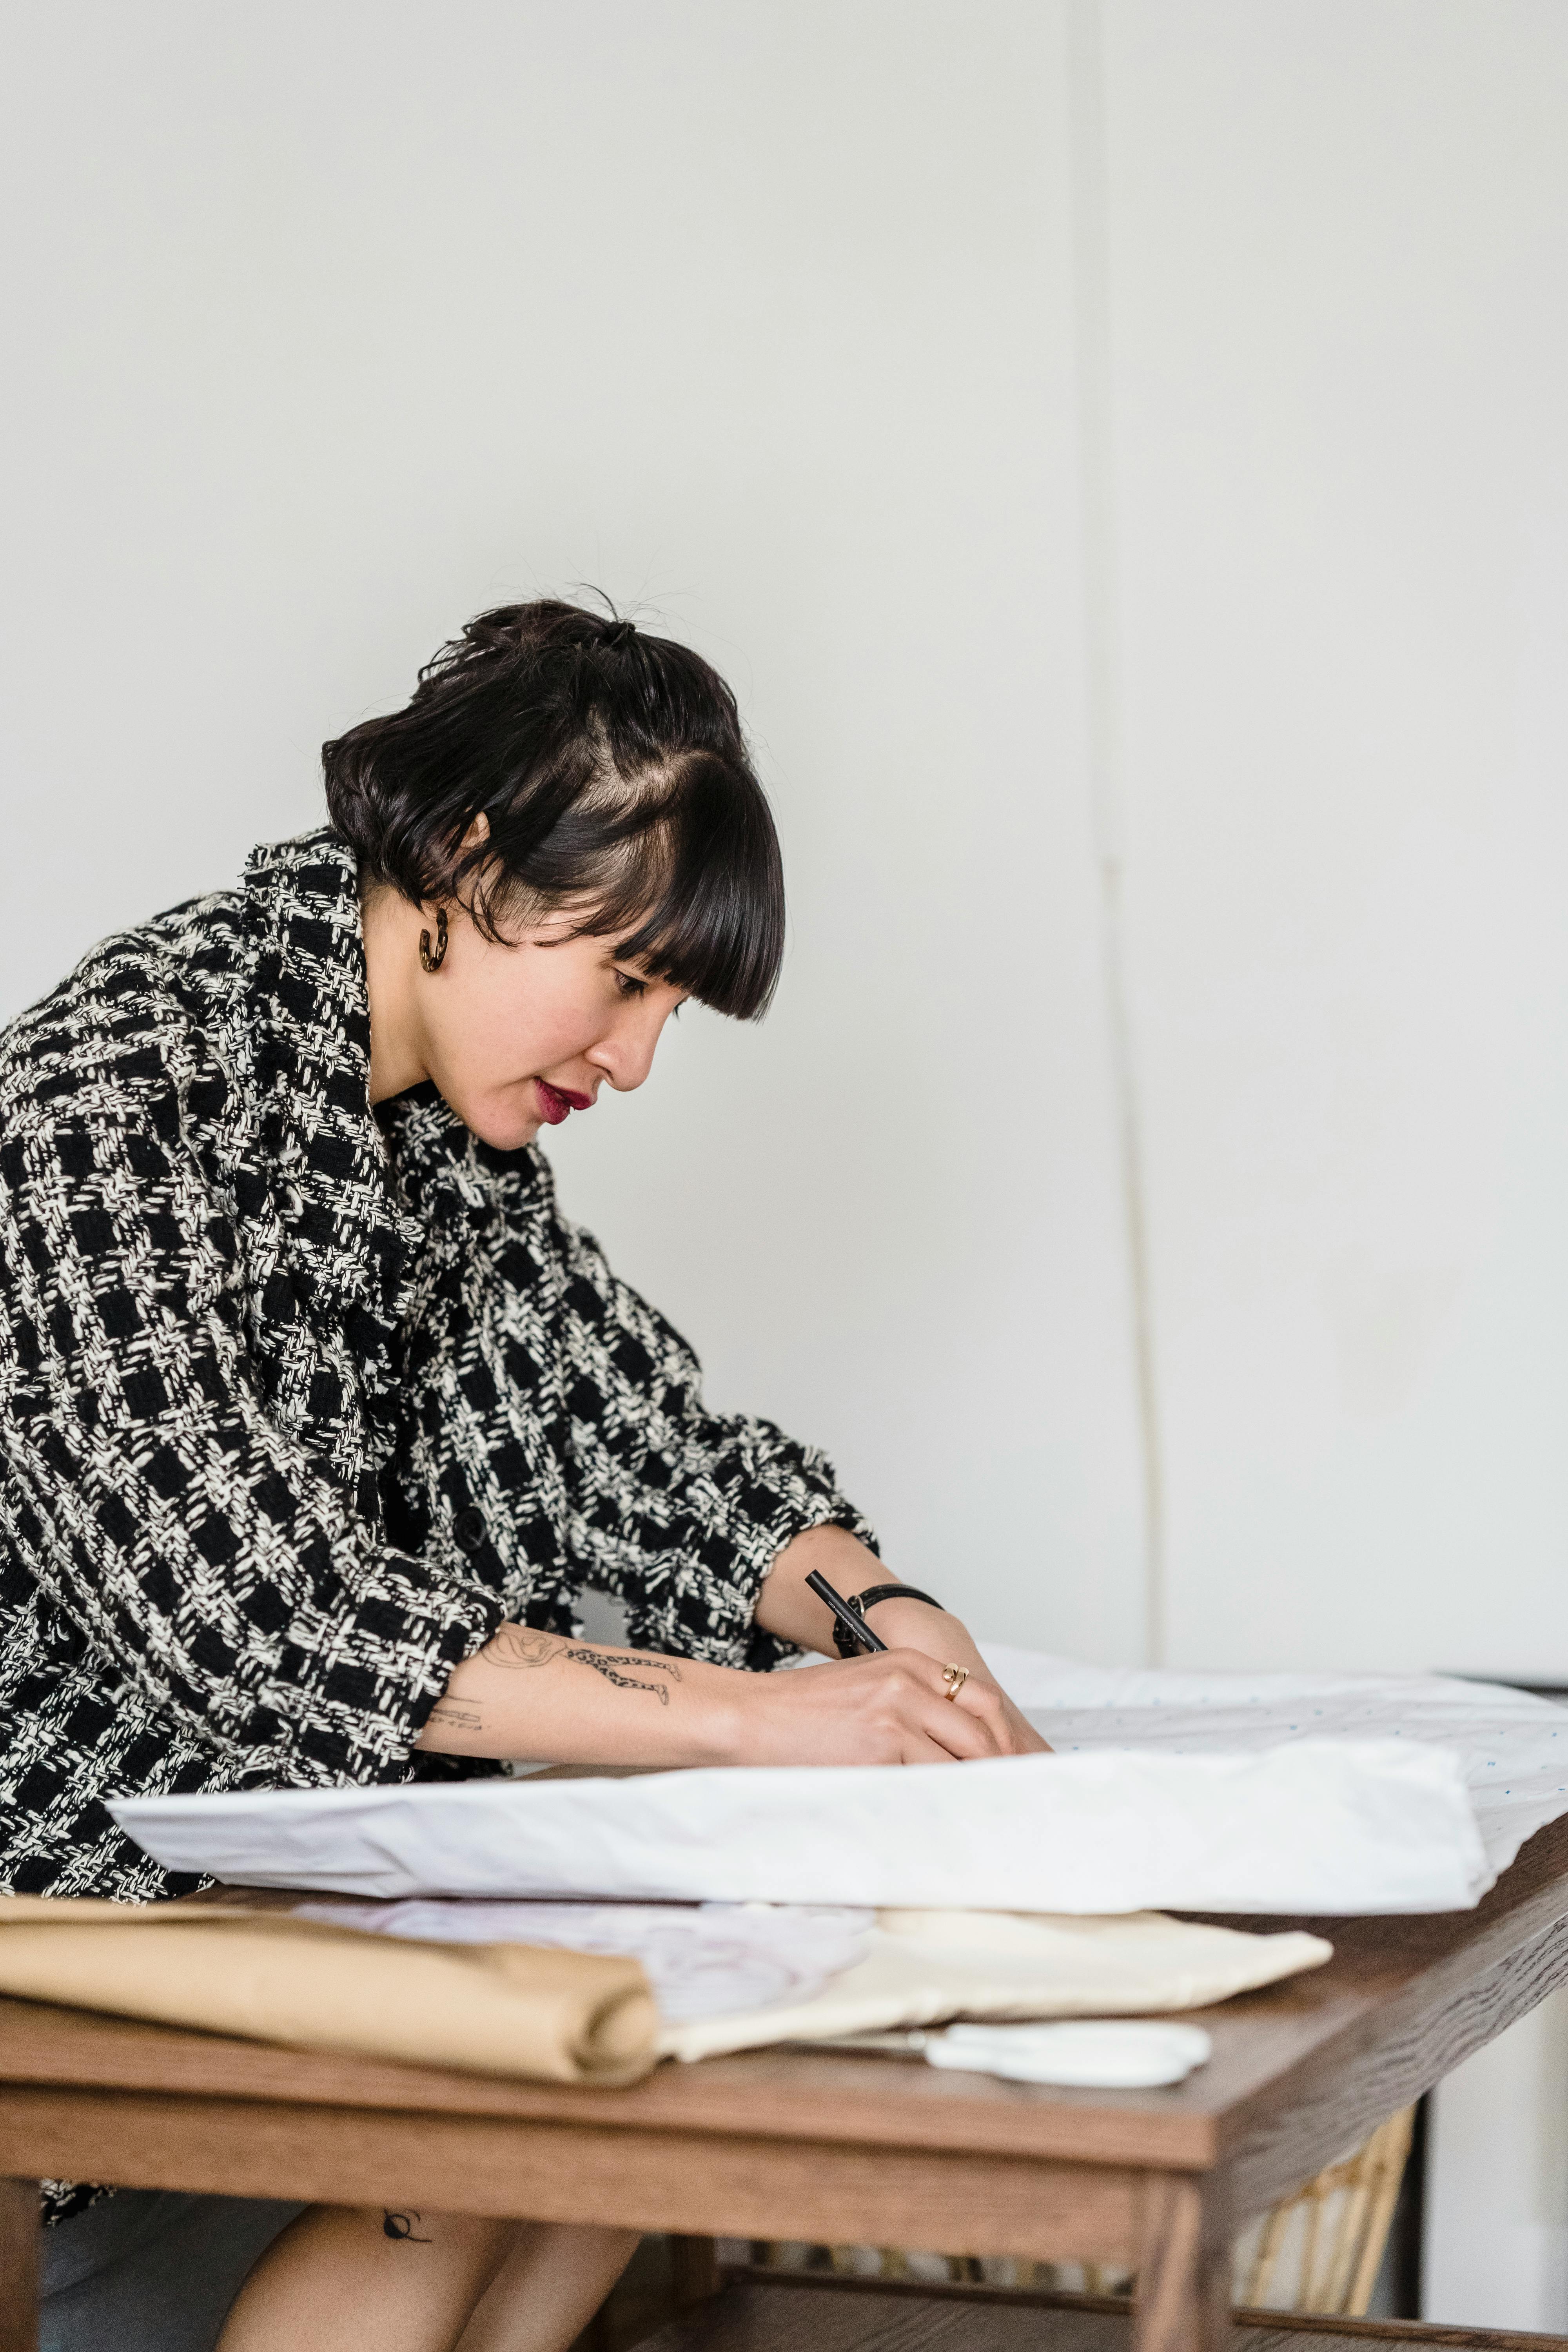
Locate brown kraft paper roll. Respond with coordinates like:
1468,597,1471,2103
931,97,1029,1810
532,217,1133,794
0,1896,659,2086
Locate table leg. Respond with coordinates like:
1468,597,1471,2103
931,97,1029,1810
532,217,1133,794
0,2179,38,2352
1134,2173,1231,2352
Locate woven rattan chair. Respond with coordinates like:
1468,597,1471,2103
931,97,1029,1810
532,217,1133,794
742,2105,1417,2319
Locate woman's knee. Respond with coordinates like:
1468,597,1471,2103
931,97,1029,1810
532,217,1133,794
217,2202,529,2349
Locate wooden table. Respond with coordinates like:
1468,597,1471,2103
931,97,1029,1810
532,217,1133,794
6,1815,1568,2352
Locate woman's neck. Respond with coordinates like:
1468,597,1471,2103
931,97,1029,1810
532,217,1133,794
360,887,431,1107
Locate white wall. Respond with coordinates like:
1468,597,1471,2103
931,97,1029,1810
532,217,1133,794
1087,8,1568,2323
1426,1993,1568,2328
1096,0,1568,1677
0,0,1147,1659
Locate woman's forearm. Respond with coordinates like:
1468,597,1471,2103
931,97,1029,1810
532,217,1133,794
415,1624,750,1768
419,1525,927,1768
754,1521,986,1673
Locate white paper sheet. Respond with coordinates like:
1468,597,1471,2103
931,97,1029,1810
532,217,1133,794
985,1650,1568,1884
290,1899,874,2022
113,1726,1489,1914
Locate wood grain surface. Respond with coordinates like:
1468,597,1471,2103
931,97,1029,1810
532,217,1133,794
632,2280,1568,2352
1134,2177,1233,2352
0,2178,36,2352
718,2275,1568,2350
0,2086,1141,2261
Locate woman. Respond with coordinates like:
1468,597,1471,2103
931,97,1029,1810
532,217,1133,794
0,601,1044,2350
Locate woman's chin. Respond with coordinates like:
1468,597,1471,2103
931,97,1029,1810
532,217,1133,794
483,1116,544,1152
451,1093,543,1153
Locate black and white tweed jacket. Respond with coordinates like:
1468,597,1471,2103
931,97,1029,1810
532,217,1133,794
0,829,873,1909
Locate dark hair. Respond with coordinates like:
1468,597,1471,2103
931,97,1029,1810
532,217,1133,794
322,600,784,1020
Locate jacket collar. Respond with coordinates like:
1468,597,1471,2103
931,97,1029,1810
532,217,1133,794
237,832,425,1377
235,830,544,1347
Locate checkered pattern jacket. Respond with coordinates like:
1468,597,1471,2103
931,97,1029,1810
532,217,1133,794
0,830,873,1909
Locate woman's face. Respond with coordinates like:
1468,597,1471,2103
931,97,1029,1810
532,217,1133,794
367,889,688,1151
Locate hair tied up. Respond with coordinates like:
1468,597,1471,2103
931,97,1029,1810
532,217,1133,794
601,619,636,648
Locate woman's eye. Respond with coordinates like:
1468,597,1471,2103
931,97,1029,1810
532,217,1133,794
614,971,648,999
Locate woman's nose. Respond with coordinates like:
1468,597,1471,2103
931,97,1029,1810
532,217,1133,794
588,1005,666,1093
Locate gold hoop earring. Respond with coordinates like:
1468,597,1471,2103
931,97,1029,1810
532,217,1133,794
419,905,448,974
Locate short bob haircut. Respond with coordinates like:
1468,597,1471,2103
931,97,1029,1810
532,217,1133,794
322,600,785,1021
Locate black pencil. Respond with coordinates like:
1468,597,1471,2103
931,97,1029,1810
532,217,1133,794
804,1568,887,1654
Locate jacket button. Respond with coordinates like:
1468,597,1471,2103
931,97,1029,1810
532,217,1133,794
453,1506,486,1554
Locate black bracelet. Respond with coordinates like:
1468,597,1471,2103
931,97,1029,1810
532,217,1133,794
831,1583,945,1658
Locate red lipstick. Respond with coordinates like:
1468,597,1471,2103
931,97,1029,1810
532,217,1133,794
534,1080,593,1125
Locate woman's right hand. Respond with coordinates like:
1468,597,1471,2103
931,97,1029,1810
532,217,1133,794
723,1647,1039,1766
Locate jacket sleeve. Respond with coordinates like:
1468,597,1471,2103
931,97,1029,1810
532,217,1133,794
0,1114,504,1784
550,1208,878,1668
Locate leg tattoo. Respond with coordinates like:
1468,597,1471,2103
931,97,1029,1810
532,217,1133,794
383,2210,432,2243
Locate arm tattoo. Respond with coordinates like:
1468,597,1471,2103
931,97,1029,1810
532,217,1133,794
586,1649,682,1683
481,1626,564,1670
427,1700,483,1731
479,1625,684,1704
562,1647,672,1705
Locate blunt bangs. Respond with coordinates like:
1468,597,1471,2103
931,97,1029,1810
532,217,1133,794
322,600,787,1022
581,753,785,1022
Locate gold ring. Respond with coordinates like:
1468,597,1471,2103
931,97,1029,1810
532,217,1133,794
940,1664,969,1702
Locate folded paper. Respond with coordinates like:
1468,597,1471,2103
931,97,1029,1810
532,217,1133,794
0,1896,659,2085
283,1895,1332,2062
657,1906,1331,2060
115,1735,1489,1915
